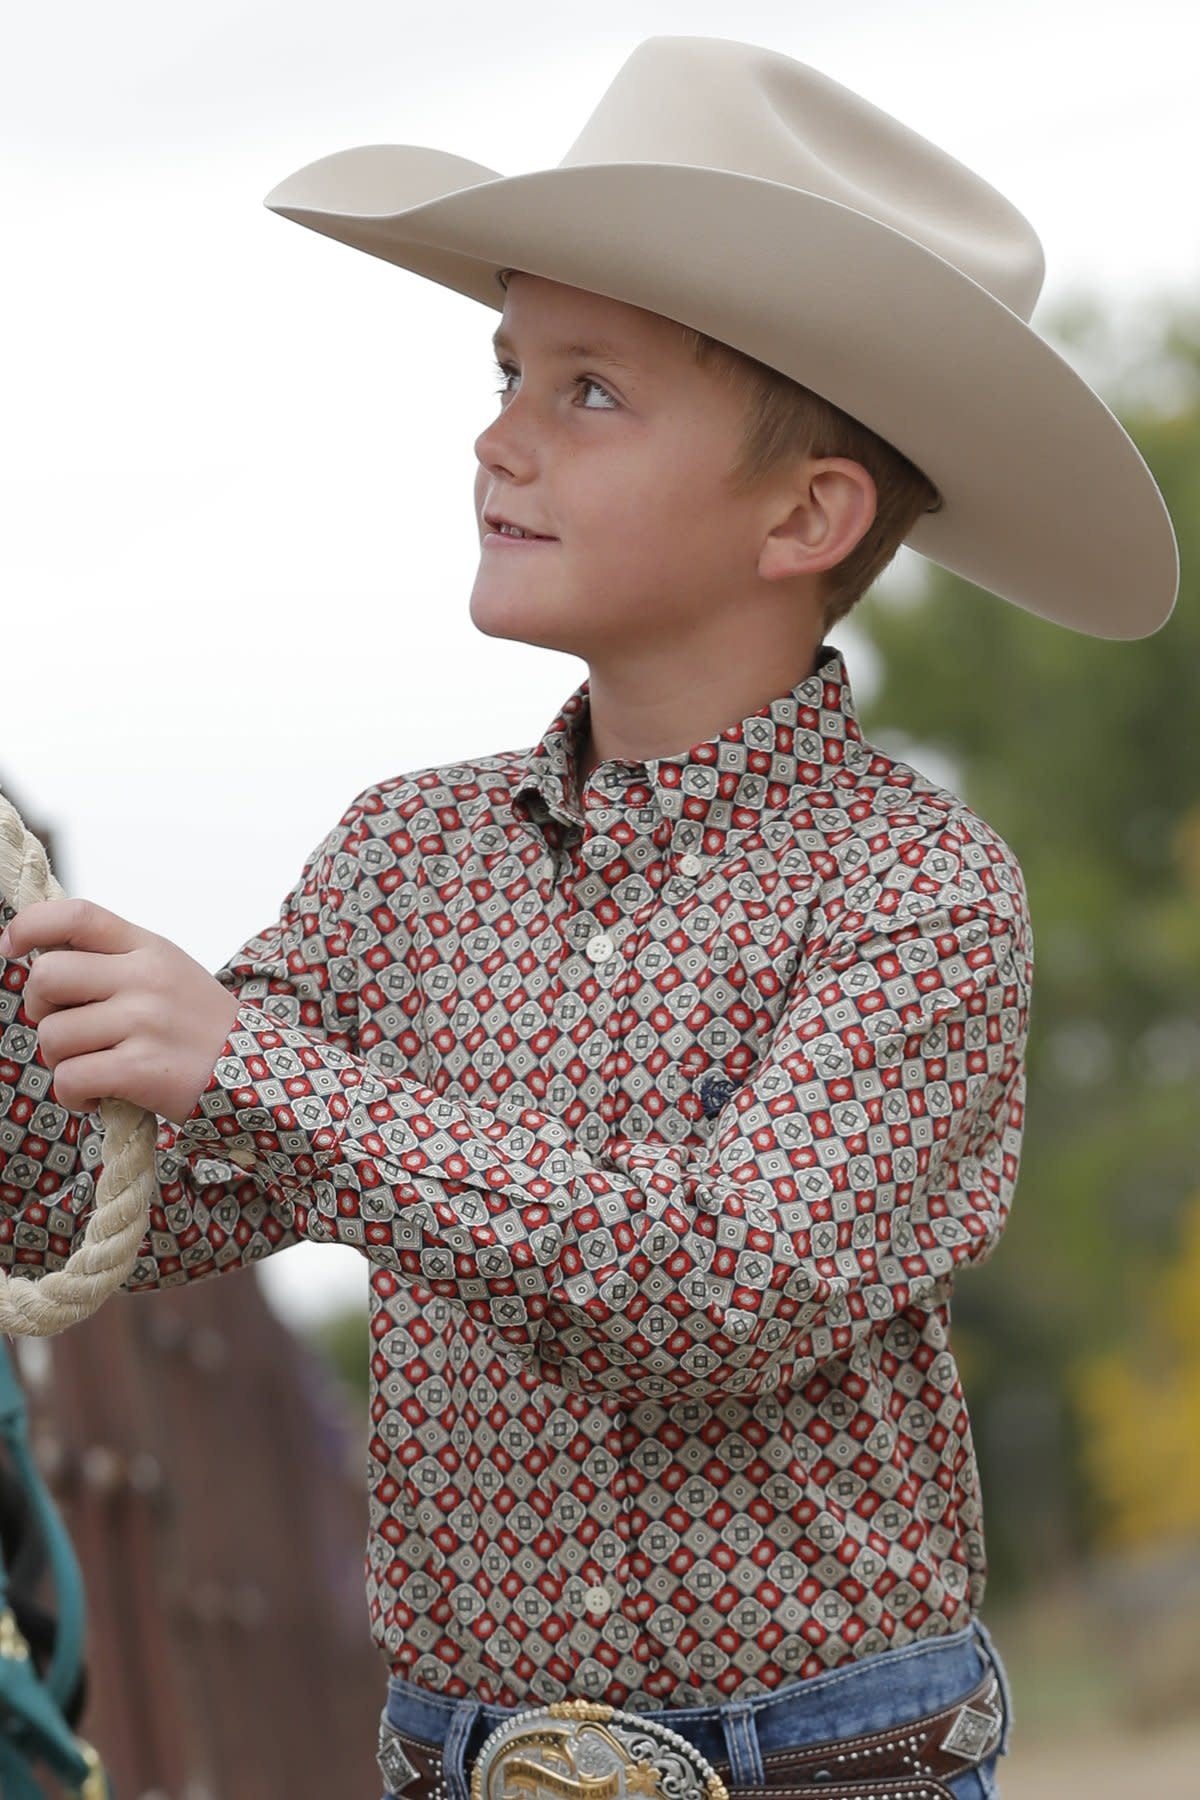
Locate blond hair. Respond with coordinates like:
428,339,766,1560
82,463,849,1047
674,325,942,631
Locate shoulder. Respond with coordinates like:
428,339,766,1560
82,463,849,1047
789,732,1031,947
331,746,536,858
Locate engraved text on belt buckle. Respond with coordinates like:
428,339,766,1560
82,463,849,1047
470,1700,730,1800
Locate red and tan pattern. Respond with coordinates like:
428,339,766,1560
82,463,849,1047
0,645,1031,1712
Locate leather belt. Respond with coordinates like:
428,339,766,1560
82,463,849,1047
377,1663,1004,1800
708,1665,1005,1793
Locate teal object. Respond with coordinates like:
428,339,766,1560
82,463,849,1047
0,1338,114,1797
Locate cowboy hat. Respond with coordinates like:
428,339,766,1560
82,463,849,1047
261,34,1179,639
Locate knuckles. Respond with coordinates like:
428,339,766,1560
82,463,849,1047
35,1012,64,1065
133,944,173,995
22,951,74,1026
64,897,98,935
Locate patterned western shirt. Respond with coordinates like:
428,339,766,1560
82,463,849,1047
0,642,1032,1709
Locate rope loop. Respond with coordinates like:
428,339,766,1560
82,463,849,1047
0,792,157,1336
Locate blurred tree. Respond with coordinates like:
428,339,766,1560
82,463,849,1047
855,303,1200,1596
1072,1188,1200,1549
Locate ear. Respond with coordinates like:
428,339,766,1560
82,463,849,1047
757,457,877,583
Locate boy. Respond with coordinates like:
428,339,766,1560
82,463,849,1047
0,33,1178,1800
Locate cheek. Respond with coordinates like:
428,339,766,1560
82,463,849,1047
609,471,739,562
579,460,702,536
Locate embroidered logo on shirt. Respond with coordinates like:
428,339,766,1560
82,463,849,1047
699,1072,736,1117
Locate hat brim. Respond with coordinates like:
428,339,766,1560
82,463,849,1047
264,147,1179,639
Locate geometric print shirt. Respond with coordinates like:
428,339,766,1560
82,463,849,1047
0,642,1033,1710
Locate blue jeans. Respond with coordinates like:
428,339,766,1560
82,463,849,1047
378,1615,1014,1799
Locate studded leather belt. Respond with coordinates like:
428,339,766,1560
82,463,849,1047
378,1663,1005,1800
707,1663,1006,1795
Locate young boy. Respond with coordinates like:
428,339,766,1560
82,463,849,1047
0,33,1178,1800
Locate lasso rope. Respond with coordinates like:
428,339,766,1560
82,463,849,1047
0,793,158,1335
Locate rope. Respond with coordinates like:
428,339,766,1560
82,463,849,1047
0,793,158,1336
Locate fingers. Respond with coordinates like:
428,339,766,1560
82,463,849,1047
34,995,127,1071
21,949,125,1025
0,897,145,962
42,1042,117,1116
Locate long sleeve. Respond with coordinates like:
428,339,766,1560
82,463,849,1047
173,806,1033,1403
0,793,373,1292
3,649,1037,1704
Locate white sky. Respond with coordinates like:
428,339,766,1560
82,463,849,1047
3,1,1196,1327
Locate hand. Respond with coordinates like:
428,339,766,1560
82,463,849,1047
0,898,242,1124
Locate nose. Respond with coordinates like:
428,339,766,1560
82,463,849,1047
474,390,536,481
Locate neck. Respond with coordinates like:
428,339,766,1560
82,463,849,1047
576,636,824,790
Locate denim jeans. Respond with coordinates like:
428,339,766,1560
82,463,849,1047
378,1615,1014,1800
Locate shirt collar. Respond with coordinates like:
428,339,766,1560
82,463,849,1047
509,643,866,849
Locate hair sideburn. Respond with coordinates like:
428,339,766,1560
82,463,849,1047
675,326,942,631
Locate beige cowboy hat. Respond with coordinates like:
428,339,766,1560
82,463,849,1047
262,34,1179,639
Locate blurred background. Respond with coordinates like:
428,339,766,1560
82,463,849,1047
3,3,1198,1793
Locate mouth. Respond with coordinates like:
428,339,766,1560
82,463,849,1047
483,510,558,545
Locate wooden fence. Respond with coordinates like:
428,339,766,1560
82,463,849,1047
12,1247,385,1799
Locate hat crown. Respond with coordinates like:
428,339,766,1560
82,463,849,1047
559,36,1045,321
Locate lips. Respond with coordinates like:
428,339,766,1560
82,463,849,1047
484,510,556,540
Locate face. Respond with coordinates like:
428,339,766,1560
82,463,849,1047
470,273,778,661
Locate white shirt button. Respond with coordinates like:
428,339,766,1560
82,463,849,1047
585,932,615,963
678,853,703,877
583,1585,613,1616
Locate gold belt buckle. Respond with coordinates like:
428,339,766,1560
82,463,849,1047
470,1699,729,1800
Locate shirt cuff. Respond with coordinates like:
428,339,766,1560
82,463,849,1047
173,998,366,1186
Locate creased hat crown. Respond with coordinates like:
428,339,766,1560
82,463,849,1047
560,38,1045,320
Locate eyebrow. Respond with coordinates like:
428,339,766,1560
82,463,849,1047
491,328,640,375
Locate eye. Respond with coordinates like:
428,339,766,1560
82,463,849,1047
575,376,617,409
489,361,618,410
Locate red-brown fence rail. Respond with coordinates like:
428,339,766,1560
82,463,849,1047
14,1262,384,1800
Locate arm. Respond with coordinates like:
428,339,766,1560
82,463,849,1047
0,791,373,1291
172,813,1033,1402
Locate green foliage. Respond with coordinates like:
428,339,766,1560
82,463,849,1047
856,301,1200,1595
305,1303,371,1408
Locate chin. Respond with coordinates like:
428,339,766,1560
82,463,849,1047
468,582,585,655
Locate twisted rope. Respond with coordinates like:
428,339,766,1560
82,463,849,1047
0,793,158,1335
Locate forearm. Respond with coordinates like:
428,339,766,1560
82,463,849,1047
0,1118,309,1301
175,954,1027,1405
